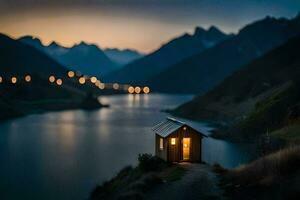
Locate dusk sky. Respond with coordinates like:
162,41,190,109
1,0,300,53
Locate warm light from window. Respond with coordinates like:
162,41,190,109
0,76,3,83
134,86,141,94
11,77,17,84
49,75,55,83
68,71,75,78
25,75,31,82
79,77,86,84
171,138,176,145
143,86,150,94
56,79,62,86
128,86,135,94
90,76,97,83
159,138,164,150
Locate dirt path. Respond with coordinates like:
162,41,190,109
145,163,223,200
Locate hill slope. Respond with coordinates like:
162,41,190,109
173,34,300,132
104,26,230,84
148,14,300,94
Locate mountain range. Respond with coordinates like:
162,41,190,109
103,26,231,84
104,48,144,66
19,36,143,78
147,14,300,94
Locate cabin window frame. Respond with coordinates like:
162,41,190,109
159,138,164,150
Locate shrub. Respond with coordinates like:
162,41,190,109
137,153,167,172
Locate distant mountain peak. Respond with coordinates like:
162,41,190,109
48,41,61,48
194,26,207,36
19,35,43,46
208,26,223,34
193,25,227,39
104,48,144,66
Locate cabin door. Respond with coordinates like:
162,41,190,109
182,138,190,160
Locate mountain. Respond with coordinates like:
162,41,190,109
19,36,117,77
0,33,97,119
148,14,300,94
104,48,144,66
1,34,69,78
104,26,230,84
172,34,300,140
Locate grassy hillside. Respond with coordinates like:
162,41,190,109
216,146,300,200
213,80,300,141
173,34,300,126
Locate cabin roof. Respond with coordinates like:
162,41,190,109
152,117,208,138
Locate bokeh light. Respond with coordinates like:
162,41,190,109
79,77,86,85
90,76,97,83
56,79,63,86
25,75,31,82
113,83,119,90
143,86,150,94
128,86,134,94
134,86,141,94
68,71,75,78
11,77,17,84
99,83,105,90
49,75,56,83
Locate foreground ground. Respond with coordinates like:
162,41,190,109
89,154,222,200
145,163,222,200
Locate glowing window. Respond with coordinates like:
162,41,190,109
171,138,176,145
159,138,164,150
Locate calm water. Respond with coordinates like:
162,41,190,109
0,94,257,200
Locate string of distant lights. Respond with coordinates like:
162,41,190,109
0,70,150,94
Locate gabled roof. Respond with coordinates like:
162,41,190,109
152,117,208,138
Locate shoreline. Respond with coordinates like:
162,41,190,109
0,97,108,122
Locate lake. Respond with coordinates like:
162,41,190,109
0,94,257,200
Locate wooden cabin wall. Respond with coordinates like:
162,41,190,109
155,134,167,161
167,137,180,162
167,127,202,162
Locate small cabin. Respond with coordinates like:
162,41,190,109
152,117,207,163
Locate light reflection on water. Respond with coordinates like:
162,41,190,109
0,94,257,200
